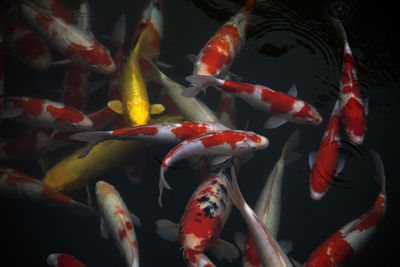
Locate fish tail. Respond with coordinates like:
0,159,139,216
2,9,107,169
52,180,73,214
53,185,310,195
281,130,301,165
158,166,172,207
370,150,386,194
332,19,348,46
182,75,219,97
226,164,246,212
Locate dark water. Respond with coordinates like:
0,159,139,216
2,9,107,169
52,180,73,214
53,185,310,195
1,0,399,266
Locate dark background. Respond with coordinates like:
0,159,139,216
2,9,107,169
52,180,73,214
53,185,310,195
1,0,399,266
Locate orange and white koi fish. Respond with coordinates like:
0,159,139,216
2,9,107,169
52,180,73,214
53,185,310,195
16,0,115,74
183,75,322,128
226,159,293,267
4,97,93,131
159,129,269,206
47,253,87,267
156,164,239,267
309,100,344,200
193,0,254,78
335,22,367,145
235,131,300,267
0,166,96,216
95,180,140,267
305,150,386,267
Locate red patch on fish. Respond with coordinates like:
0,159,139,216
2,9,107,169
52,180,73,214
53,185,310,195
118,228,127,241
10,98,44,117
293,103,312,120
355,193,385,232
244,232,261,266
50,0,73,23
40,186,73,205
340,98,366,137
66,41,113,67
112,126,158,136
46,105,85,124
222,80,255,95
171,123,209,140
261,89,294,114
34,13,53,30
57,254,87,267
126,221,133,230
200,131,245,149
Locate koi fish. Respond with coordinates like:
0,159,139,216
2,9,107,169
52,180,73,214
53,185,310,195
159,129,269,206
144,58,219,123
108,27,164,126
47,253,87,267
335,22,367,145
31,0,73,23
234,131,300,267
0,106,114,160
192,0,253,78
42,115,183,192
156,165,239,267
95,180,140,267
308,100,344,200
0,166,96,216
70,121,228,157
4,97,93,131
226,159,294,267
61,0,91,110
305,150,386,267
16,0,115,74
2,16,51,70
183,75,323,128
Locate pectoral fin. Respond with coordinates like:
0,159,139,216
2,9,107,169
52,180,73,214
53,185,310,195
107,100,124,115
150,104,165,115
210,238,239,262
233,232,246,253
155,219,179,242
100,218,109,239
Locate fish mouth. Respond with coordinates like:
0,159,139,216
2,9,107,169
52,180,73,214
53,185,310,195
310,187,325,200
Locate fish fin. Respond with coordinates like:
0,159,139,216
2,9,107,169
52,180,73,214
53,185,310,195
227,71,243,81
67,200,97,217
287,84,297,97
278,239,293,254
370,150,386,193
186,54,197,63
150,103,165,115
308,152,317,169
336,157,345,174
85,185,92,207
70,131,110,143
155,219,179,242
37,154,52,172
281,130,301,165
2,106,23,119
363,97,369,115
156,61,174,69
158,166,173,208
290,257,305,267
264,116,288,129
100,217,110,239
52,58,72,65
226,163,246,210
183,75,219,97
77,142,97,159
207,155,232,168
138,28,160,60
233,232,246,253
210,239,239,262
130,212,141,226
107,100,124,115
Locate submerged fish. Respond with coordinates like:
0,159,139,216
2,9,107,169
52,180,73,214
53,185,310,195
47,253,87,267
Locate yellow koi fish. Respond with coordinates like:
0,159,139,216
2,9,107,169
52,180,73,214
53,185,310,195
42,115,182,192
108,27,164,126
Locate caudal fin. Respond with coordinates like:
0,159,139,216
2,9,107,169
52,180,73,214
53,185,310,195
281,130,301,165
182,75,220,97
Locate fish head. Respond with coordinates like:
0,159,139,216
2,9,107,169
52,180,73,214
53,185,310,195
46,253,59,267
244,132,269,151
345,129,364,145
95,180,116,203
306,106,323,126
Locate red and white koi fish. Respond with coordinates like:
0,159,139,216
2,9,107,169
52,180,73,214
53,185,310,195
335,22,367,145
31,0,73,24
305,150,386,267
108,14,126,102
70,121,228,152
0,166,96,216
156,164,239,267
192,0,254,78
4,97,93,131
61,0,91,110
0,106,114,160
47,253,87,267
159,129,269,206
1,9,51,70
217,91,236,129
183,75,323,129
95,180,140,267
226,160,293,267
235,131,300,267
308,100,344,200
16,0,115,74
